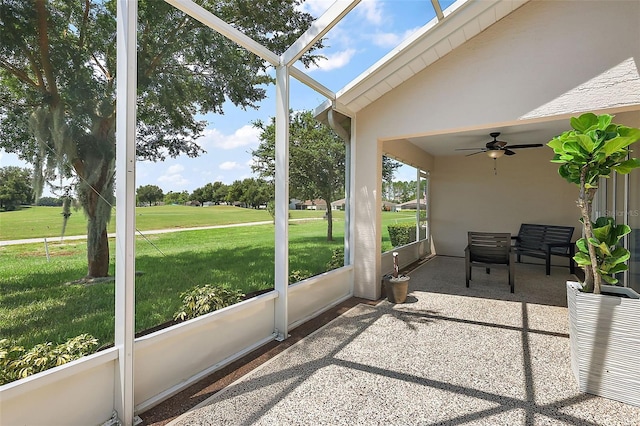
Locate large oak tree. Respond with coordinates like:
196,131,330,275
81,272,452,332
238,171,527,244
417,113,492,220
0,0,321,278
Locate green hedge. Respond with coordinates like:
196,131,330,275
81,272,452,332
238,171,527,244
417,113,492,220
388,223,417,247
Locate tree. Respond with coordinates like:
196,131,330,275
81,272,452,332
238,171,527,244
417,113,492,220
0,166,33,210
136,184,163,206
252,110,345,241
211,181,228,205
382,156,402,184
0,0,322,278
164,190,189,205
548,113,640,293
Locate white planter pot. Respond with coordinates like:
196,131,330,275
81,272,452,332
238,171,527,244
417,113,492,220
566,281,640,407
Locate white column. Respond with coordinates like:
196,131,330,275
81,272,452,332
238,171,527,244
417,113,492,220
352,131,382,300
115,0,137,424
416,168,421,243
274,65,289,340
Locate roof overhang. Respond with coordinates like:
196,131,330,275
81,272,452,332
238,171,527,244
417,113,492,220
323,0,530,116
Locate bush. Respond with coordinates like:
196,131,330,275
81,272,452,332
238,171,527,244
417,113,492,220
36,196,63,207
325,246,345,271
289,269,313,284
0,334,98,385
388,223,417,247
174,284,245,321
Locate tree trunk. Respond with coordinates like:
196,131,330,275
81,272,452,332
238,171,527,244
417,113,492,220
326,206,333,241
74,135,115,279
87,225,109,278
578,167,601,293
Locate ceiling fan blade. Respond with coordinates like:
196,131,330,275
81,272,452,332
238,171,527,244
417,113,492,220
465,151,485,157
455,147,485,151
505,143,543,149
504,149,516,156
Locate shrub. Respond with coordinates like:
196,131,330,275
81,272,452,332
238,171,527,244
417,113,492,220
36,196,63,207
388,223,417,247
0,334,98,385
174,284,245,321
289,269,312,284
325,246,345,271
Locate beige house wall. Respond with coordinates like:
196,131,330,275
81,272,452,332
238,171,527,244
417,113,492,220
350,0,640,298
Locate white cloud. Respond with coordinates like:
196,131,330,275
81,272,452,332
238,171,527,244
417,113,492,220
200,125,261,150
371,27,422,48
309,48,356,72
219,161,241,171
167,164,185,174
299,0,332,17
357,0,384,26
158,163,189,188
158,173,188,187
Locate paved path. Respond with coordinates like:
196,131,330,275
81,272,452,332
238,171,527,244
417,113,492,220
0,218,321,246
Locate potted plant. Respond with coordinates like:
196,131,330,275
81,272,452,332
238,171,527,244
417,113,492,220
385,252,410,303
548,112,640,406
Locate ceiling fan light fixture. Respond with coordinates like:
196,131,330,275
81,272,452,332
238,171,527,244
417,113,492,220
487,149,504,159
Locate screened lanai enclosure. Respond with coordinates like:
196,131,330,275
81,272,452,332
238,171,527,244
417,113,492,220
2,0,640,425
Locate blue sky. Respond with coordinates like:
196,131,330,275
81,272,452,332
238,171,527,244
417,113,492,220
0,0,443,196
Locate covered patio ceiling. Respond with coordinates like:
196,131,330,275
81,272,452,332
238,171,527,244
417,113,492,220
392,116,571,157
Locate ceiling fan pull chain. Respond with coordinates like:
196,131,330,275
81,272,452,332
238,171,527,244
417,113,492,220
494,158,498,175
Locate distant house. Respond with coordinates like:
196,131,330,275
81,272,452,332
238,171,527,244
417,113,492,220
396,199,426,211
381,201,398,212
331,199,345,211
289,198,302,210
185,200,201,207
293,199,327,210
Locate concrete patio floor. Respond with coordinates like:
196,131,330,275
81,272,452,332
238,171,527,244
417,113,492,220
163,256,640,425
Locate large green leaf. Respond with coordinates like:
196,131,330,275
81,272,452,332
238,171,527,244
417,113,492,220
603,135,638,156
613,158,640,174
575,238,589,254
547,137,565,152
571,113,599,133
575,134,595,152
573,252,592,266
597,114,614,130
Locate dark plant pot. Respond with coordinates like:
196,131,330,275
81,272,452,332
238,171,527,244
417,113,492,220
386,276,410,303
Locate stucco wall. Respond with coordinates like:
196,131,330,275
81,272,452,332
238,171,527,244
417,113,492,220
356,0,640,137
430,146,577,257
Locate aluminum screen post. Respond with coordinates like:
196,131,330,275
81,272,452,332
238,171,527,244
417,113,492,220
274,65,290,341
115,0,137,424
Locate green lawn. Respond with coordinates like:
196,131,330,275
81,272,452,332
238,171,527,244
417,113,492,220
0,217,344,349
0,207,417,352
0,204,329,241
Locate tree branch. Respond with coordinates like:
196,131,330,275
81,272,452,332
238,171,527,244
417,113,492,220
0,59,38,88
78,0,91,49
34,0,59,102
144,15,191,78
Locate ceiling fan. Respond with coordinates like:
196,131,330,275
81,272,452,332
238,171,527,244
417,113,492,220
456,132,543,158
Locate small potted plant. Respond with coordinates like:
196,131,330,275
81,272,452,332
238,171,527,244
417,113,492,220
385,252,410,303
548,112,640,406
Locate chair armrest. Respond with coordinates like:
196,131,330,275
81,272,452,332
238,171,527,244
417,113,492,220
545,241,573,248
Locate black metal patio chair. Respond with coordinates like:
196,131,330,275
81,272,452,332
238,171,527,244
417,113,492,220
465,231,514,293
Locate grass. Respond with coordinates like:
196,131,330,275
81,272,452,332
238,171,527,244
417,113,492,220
0,204,329,241
0,207,419,352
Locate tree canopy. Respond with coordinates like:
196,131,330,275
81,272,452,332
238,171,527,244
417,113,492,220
0,166,33,210
0,0,322,277
136,184,163,206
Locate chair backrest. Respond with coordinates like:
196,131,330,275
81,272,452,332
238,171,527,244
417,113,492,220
468,232,511,264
